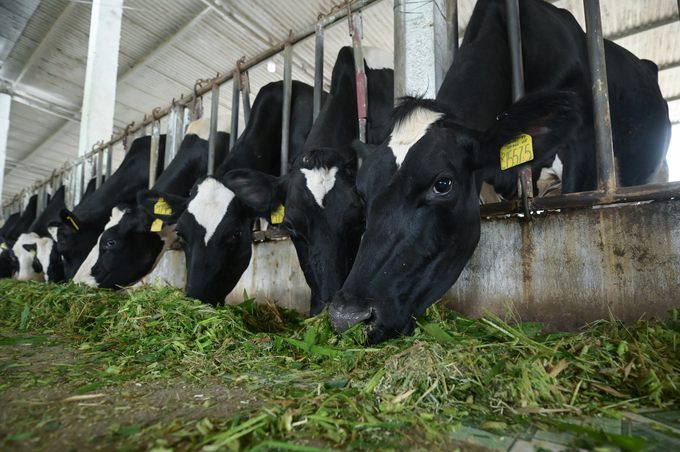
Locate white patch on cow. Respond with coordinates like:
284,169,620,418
12,233,43,282
185,115,231,141
537,155,564,197
363,46,393,70
388,108,443,167
48,226,59,242
187,178,235,246
35,237,55,283
73,207,126,286
301,167,338,208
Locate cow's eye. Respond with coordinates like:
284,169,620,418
433,178,452,194
105,240,116,248
284,220,295,233
231,231,242,240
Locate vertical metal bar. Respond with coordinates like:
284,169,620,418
208,82,220,176
182,106,192,133
281,43,293,176
313,23,325,122
241,71,251,127
96,147,103,189
149,118,161,189
106,143,113,180
447,0,458,68
230,74,240,151
584,0,616,193
349,11,368,143
166,104,183,169
505,0,533,217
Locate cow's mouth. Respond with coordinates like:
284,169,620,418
328,301,374,334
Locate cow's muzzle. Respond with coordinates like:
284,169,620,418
328,293,374,334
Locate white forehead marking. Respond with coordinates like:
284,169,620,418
363,46,393,70
388,108,443,167
301,167,339,208
73,206,126,286
12,233,42,282
35,237,55,283
187,178,235,245
48,226,59,242
185,116,231,141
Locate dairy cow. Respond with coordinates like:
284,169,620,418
329,0,670,342
138,80,321,306
54,136,166,279
0,195,38,278
73,119,230,288
223,46,394,316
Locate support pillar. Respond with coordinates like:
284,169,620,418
394,0,448,98
78,0,124,159
0,93,10,209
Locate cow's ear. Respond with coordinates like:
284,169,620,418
222,169,282,218
137,190,188,224
59,209,81,232
475,90,581,171
0,236,9,251
46,223,60,241
23,243,37,255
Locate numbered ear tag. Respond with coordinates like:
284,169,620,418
150,218,164,232
66,215,80,231
271,204,285,225
29,249,36,255
154,198,172,216
500,133,534,170
0,242,7,250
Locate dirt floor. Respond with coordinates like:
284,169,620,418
0,336,493,452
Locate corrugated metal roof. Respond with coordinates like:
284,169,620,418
1,0,679,206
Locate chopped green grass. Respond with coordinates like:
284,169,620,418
1,279,678,451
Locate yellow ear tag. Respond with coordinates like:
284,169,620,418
150,218,164,232
154,198,172,216
29,249,36,255
66,215,80,231
0,242,7,250
271,204,285,225
500,133,534,170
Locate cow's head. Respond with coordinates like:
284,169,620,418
329,91,581,343
31,237,64,283
0,237,19,278
73,205,173,288
12,233,44,282
54,209,104,280
138,176,254,306
223,147,364,316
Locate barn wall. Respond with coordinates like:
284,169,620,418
446,199,680,331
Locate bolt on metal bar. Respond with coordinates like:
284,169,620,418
281,42,293,176
149,118,161,189
505,0,533,218
208,81,220,176
584,0,616,194
313,23,325,122
241,71,251,127
447,0,458,68
349,10,368,143
230,74,240,151
166,104,184,169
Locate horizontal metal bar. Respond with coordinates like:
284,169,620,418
480,181,680,217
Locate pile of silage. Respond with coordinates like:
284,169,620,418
1,278,679,451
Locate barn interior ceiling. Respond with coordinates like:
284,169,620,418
0,0,678,205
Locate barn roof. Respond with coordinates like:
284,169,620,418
1,0,678,204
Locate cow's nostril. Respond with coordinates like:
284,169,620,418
328,301,373,334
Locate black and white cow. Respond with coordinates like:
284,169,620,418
73,118,230,288
223,46,395,316
0,214,20,278
138,80,321,306
328,0,670,342
54,135,167,280
0,195,38,279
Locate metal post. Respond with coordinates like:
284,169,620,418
349,10,368,143
166,103,184,169
505,0,533,218
241,71,251,127
96,146,104,188
149,118,161,189
36,183,46,215
182,106,192,133
230,73,240,151
313,23,325,122
281,42,293,176
584,0,616,193
208,81,220,176
106,143,113,180
446,0,458,69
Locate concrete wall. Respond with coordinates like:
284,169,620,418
446,200,680,331
143,200,680,330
